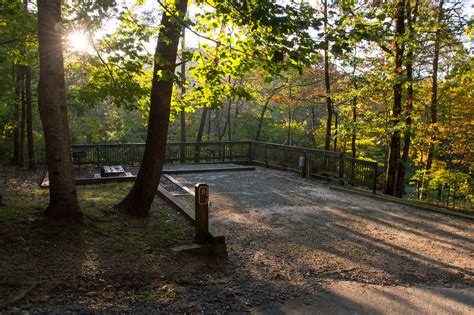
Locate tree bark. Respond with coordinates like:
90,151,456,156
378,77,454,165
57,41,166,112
37,0,81,221
323,0,333,151
333,110,338,151
19,68,26,167
207,108,211,139
227,97,232,141
384,0,405,197
12,64,20,165
311,104,317,147
116,0,188,217
25,66,36,170
287,85,292,146
196,108,208,143
194,107,208,162
179,29,186,163
215,108,221,140
24,0,35,170
351,96,357,159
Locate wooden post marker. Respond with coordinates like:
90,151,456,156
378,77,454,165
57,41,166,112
195,183,209,243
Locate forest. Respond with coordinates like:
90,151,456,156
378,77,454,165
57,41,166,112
1,0,472,214
0,0,473,312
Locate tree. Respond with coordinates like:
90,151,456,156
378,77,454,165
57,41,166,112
384,0,406,197
37,0,82,220
394,0,419,196
420,0,445,199
117,0,188,217
23,0,36,170
322,0,333,151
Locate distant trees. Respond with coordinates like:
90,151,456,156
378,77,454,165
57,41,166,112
0,0,471,210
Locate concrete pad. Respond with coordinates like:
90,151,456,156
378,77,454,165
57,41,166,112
252,281,474,315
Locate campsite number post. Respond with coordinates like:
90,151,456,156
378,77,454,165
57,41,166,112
195,183,209,242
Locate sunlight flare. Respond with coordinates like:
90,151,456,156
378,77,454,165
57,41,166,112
67,31,90,53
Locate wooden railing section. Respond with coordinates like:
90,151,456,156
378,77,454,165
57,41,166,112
71,141,379,193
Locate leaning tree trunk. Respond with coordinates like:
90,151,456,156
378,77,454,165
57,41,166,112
384,0,405,197
256,86,284,141
117,0,188,217
37,0,81,221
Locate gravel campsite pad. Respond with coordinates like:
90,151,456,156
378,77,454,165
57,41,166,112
1,165,473,313
169,168,474,301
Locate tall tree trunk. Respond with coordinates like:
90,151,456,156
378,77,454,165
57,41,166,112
38,0,81,221
351,96,357,159
117,0,188,217
12,64,20,165
333,110,338,151
215,108,221,140
384,0,405,197
207,109,211,139
194,107,208,162
311,104,317,147
196,108,208,143
323,0,332,151
179,29,186,162
25,66,35,169
18,68,26,167
24,0,35,170
227,97,232,141
422,0,444,198
395,0,418,197
287,85,292,146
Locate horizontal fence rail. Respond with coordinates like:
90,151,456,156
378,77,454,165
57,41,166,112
71,141,379,193
249,142,378,193
71,141,252,166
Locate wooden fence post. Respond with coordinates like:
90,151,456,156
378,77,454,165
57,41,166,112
248,142,252,162
305,152,311,179
264,144,268,168
222,142,225,163
338,152,345,185
180,143,185,163
96,145,100,167
372,163,378,194
195,183,209,243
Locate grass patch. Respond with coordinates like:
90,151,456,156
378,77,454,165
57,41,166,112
1,171,193,255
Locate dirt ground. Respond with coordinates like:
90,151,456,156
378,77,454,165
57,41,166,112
1,165,473,313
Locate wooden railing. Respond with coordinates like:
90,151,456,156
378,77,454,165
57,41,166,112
71,141,379,193
249,142,378,193
71,141,252,166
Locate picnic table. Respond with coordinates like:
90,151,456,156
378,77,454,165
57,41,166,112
100,165,126,177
